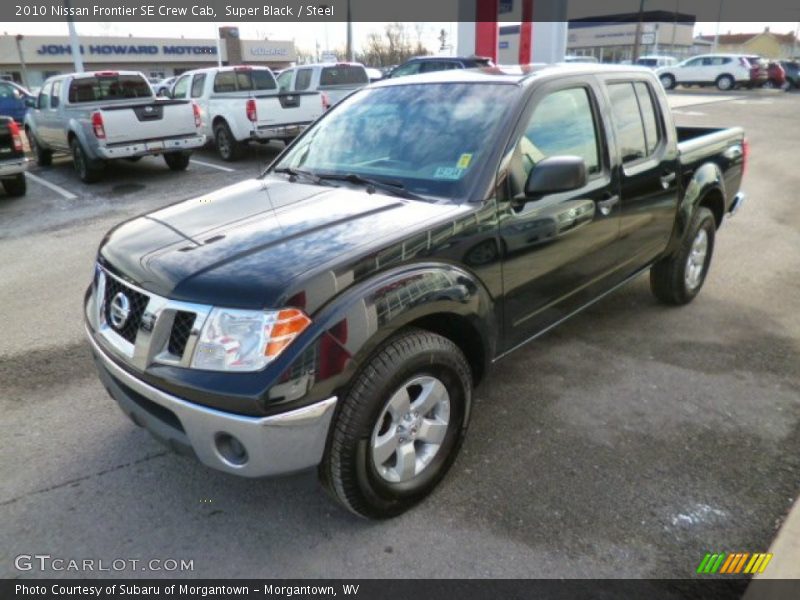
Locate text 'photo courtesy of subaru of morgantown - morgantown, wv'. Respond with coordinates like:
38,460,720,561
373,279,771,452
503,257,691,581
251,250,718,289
85,64,747,518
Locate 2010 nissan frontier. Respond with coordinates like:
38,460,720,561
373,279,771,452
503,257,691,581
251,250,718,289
85,65,746,519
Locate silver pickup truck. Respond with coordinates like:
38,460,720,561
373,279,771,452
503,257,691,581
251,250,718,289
24,70,206,183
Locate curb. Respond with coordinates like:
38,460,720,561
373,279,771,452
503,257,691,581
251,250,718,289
743,496,800,598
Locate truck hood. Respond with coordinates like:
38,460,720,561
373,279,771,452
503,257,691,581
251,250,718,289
99,177,464,309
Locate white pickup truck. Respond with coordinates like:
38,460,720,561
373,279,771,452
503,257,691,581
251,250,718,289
24,71,205,183
170,66,325,161
276,62,370,107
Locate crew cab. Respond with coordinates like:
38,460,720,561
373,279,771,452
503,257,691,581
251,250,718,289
0,116,27,197
276,62,370,107
657,54,755,91
171,66,325,161
24,71,205,183
85,65,746,519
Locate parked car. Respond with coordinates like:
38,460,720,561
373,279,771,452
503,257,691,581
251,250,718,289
276,62,369,107
24,70,205,183
0,80,34,123
0,115,27,197
154,76,177,97
365,67,384,83
388,55,494,78
170,65,325,161
779,60,800,88
657,54,755,90
741,55,770,88
636,55,678,69
762,60,786,88
85,64,746,519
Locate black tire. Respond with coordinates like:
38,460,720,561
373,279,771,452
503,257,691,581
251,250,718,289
70,137,103,183
27,128,52,167
650,206,716,305
659,74,676,90
716,74,735,91
2,173,26,197
320,329,472,519
213,121,243,161
164,152,191,171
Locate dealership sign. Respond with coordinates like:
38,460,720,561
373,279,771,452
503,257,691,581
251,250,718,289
36,44,217,56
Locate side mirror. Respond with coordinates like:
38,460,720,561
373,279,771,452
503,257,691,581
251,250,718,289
24,96,36,108
523,155,587,199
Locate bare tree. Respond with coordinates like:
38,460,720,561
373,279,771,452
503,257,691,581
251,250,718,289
356,22,431,68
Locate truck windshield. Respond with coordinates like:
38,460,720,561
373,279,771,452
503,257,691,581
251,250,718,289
68,74,152,103
271,83,514,201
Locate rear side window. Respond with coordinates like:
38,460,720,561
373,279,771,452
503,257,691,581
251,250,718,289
215,69,276,93
295,68,313,91
67,74,152,103
191,74,206,98
633,82,661,155
213,71,236,93
50,80,61,108
320,65,368,87
245,69,277,91
608,83,648,163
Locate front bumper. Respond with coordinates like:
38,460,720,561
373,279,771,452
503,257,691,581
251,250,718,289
96,135,206,159
87,329,337,478
0,157,28,177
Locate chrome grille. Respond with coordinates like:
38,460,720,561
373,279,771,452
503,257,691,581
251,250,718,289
168,311,196,357
103,274,149,343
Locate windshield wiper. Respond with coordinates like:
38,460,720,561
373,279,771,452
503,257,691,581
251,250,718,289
272,167,326,185
315,172,427,201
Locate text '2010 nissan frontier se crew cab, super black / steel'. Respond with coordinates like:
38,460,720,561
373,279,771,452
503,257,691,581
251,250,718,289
85,65,747,519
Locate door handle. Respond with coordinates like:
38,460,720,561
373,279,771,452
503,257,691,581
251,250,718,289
596,195,619,216
660,171,677,189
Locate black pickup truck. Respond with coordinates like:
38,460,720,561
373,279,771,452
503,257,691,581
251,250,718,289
85,65,746,519
0,116,27,197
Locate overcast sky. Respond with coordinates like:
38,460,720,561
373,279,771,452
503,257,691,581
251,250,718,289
4,21,798,54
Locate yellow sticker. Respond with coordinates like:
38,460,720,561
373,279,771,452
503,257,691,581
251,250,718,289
457,153,473,169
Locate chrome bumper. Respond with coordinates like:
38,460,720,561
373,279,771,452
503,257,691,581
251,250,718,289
87,328,337,478
251,123,308,140
96,135,206,159
0,157,28,177
728,191,746,217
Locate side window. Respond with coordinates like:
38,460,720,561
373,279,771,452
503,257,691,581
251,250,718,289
277,70,293,91
634,82,661,155
684,57,703,67
213,71,236,93
190,74,206,98
0,82,12,98
608,82,663,163
512,87,601,192
50,80,61,108
390,62,420,78
37,83,52,109
172,75,190,98
295,68,313,91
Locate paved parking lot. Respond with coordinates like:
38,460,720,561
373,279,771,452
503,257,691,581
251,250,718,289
1,89,798,578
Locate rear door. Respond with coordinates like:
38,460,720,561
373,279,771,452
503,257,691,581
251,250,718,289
46,79,67,148
499,77,623,349
34,81,57,146
601,77,680,266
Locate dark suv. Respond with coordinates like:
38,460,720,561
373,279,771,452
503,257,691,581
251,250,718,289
388,56,494,78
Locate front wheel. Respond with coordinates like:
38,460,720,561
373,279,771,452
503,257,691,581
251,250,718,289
319,329,472,519
659,74,676,90
27,129,52,167
716,74,735,91
2,173,26,197
164,152,191,171
650,206,716,305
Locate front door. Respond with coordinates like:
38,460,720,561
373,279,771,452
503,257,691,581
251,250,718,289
497,78,623,351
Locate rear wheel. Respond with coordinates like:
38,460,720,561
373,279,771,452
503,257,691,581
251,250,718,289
70,137,103,183
659,74,676,90
27,129,52,167
320,329,472,519
716,74,735,91
2,173,26,197
164,152,191,171
650,207,716,305
213,121,243,161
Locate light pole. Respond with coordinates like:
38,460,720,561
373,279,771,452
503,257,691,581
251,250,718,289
632,0,645,63
63,0,84,72
712,0,724,52
345,0,353,61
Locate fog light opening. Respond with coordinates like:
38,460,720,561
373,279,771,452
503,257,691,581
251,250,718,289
214,432,249,466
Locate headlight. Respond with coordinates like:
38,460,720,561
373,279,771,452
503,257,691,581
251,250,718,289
191,307,311,372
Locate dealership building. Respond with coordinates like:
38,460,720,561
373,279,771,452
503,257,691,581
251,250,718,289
499,10,700,64
0,28,296,88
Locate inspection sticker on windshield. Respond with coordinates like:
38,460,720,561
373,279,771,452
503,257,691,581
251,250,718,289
433,167,464,180
457,153,473,169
